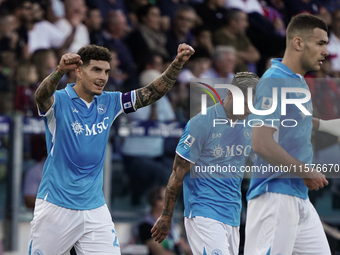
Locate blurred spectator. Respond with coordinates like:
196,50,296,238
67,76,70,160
306,56,340,154
86,0,129,20
166,5,196,60
201,45,235,81
84,7,104,45
54,0,90,54
125,4,169,72
260,0,286,36
0,13,19,53
121,69,175,205
192,25,214,54
213,9,260,72
23,134,46,210
283,0,332,26
27,2,68,55
137,186,192,255
224,0,264,15
31,49,58,83
102,10,137,76
192,0,228,32
327,9,340,77
0,92,14,115
157,0,190,22
143,51,165,74
178,46,211,83
172,47,211,121
125,0,150,26
14,61,38,116
10,0,32,61
104,48,127,91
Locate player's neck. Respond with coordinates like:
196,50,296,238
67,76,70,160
281,54,306,76
73,83,94,103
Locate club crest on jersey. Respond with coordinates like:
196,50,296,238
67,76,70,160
71,120,84,136
212,248,223,255
34,249,44,255
261,97,273,110
97,104,107,114
184,135,195,147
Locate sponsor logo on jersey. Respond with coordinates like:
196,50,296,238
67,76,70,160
97,104,107,114
211,145,224,158
212,144,251,158
184,135,195,147
212,133,222,138
71,120,84,136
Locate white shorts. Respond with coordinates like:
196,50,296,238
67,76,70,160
29,199,120,255
184,216,240,255
244,192,331,255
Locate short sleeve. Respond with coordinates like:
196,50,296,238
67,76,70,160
250,77,284,129
176,117,208,164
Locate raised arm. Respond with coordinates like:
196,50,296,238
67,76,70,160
35,53,82,113
252,125,328,190
151,154,191,243
134,43,194,109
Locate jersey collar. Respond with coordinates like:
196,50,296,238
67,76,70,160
270,58,304,79
214,100,228,120
65,83,79,99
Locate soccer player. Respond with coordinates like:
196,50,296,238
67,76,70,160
244,14,338,255
151,72,259,255
29,44,194,255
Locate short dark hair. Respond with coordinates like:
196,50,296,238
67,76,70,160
76,45,112,66
286,14,327,41
231,72,259,94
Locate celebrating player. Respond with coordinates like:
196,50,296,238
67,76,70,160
244,14,338,255
151,72,259,255
29,43,194,255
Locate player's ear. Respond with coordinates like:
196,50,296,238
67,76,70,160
75,67,82,79
293,37,304,51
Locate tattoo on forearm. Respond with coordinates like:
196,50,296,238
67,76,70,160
35,66,64,103
162,176,182,218
135,61,182,108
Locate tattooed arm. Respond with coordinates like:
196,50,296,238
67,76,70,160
151,154,191,243
35,53,82,113
134,43,194,109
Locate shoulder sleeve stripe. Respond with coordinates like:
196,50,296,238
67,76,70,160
176,151,195,164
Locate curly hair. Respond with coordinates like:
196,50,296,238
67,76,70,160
76,45,112,66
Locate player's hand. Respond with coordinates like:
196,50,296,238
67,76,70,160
58,53,83,73
303,171,328,190
174,43,195,66
151,215,172,243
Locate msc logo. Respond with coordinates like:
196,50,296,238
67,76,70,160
85,117,110,136
71,117,110,136
211,144,251,158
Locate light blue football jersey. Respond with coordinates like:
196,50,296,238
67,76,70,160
247,59,312,201
37,83,136,210
176,102,252,226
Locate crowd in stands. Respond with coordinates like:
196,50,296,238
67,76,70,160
1,0,340,253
